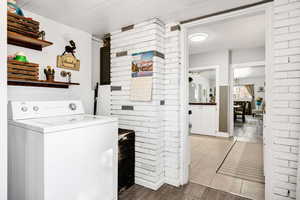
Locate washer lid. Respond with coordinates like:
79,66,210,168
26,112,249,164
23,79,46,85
10,114,118,133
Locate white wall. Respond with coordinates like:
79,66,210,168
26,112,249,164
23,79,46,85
0,2,7,200
7,10,94,114
190,50,229,85
92,38,102,87
231,46,265,64
190,47,265,86
272,1,300,199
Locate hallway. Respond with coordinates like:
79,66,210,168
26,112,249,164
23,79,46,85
189,135,265,200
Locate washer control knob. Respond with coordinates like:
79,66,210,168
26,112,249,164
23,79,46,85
69,103,77,111
33,106,39,112
21,106,28,112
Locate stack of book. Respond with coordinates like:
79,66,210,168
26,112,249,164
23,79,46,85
8,60,39,81
7,12,40,39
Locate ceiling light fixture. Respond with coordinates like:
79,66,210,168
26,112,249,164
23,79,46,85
189,33,208,42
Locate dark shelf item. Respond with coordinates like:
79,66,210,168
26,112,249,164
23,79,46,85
8,31,53,51
189,102,217,105
8,79,79,88
118,129,135,194
100,36,111,85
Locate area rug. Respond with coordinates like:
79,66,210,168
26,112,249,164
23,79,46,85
217,141,265,183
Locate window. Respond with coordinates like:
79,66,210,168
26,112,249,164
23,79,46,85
233,86,252,100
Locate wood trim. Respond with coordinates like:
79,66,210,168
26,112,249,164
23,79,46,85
8,79,79,88
116,51,128,57
180,0,273,24
111,86,122,91
7,31,53,51
171,25,181,31
121,105,134,110
121,24,134,32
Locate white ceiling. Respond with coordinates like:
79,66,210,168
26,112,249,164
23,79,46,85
234,66,265,79
18,0,262,38
189,13,265,54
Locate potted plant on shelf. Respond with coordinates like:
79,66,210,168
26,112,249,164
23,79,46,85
44,66,55,82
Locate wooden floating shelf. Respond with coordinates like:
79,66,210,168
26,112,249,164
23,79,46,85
8,31,53,51
8,79,80,89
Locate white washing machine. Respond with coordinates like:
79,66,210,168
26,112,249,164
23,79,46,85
8,100,118,200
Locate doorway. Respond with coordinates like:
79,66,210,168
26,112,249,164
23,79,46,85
181,4,272,200
231,63,266,143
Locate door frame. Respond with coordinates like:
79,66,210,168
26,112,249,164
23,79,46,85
0,2,7,200
180,3,273,200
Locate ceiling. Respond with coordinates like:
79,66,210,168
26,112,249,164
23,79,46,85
189,13,265,54
234,66,265,79
18,0,262,38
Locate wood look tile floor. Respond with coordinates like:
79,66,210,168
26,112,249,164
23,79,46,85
234,116,263,143
189,131,265,200
119,183,251,200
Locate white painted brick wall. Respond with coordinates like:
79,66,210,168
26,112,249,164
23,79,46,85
163,23,181,186
273,0,300,199
110,18,166,190
110,2,300,197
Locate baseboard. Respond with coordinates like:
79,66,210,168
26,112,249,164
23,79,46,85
135,178,164,191
216,132,230,137
164,178,181,187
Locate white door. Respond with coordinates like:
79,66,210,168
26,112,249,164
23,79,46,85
190,106,217,136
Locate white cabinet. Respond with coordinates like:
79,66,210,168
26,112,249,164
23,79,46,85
190,105,217,136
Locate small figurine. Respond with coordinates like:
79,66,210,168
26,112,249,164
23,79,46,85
44,66,55,82
14,52,28,63
60,71,72,83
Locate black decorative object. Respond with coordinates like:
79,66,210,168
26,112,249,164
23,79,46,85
93,82,99,115
62,40,76,57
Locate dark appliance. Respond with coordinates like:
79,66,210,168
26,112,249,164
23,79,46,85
118,128,135,193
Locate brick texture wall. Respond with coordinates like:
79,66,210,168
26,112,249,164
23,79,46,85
272,0,300,199
110,18,166,190
110,19,183,189
163,23,182,186
110,1,300,198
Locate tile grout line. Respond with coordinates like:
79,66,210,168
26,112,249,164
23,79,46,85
216,138,237,173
